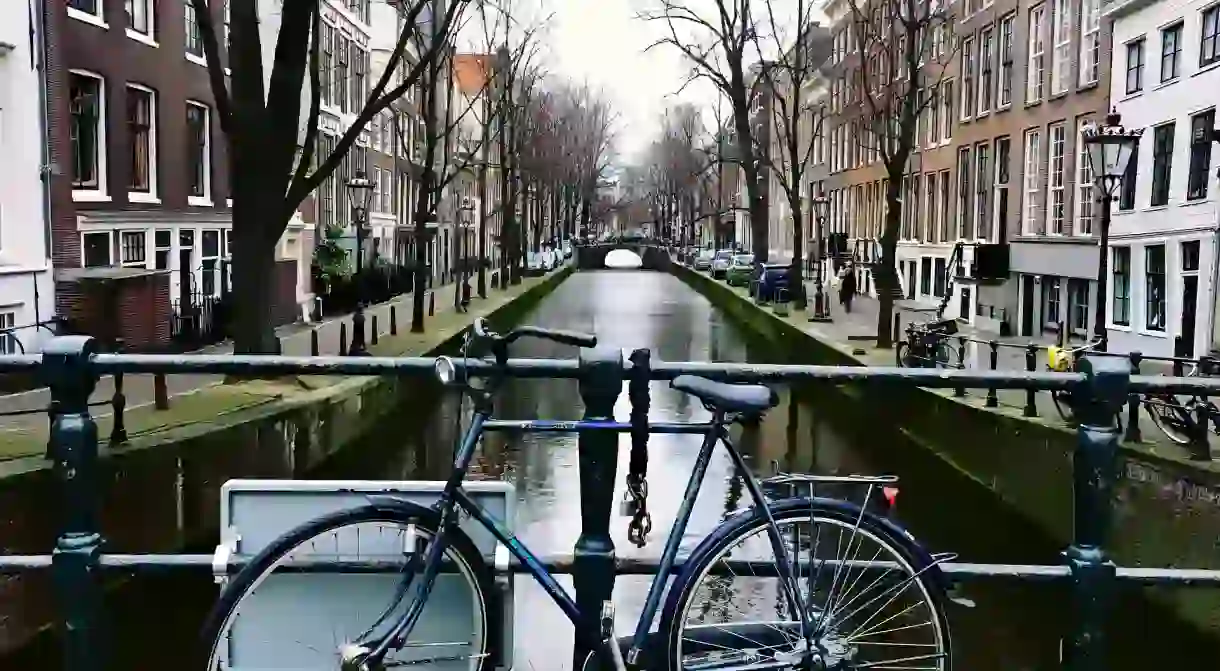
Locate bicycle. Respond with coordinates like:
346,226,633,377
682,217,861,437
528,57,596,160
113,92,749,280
895,319,960,369
1143,359,1220,446
1047,341,1124,432
201,318,955,671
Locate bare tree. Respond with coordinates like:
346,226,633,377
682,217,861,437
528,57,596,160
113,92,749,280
751,3,832,308
188,0,473,353
641,0,773,261
844,0,954,346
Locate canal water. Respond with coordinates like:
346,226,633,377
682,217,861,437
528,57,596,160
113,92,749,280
9,270,1217,669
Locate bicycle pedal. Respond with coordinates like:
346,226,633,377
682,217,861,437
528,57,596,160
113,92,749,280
600,600,616,635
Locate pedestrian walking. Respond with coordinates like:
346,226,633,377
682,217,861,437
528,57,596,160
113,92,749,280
839,263,857,313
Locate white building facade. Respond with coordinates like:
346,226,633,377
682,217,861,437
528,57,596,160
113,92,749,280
0,3,56,353
1105,0,1220,358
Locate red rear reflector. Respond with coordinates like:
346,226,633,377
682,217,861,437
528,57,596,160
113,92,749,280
882,487,899,507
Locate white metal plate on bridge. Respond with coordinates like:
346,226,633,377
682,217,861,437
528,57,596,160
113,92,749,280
214,479,515,671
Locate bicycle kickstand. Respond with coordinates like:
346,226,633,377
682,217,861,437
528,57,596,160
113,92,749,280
601,601,628,671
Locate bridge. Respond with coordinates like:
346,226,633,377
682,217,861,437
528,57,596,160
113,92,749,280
574,238,672,270
1,267,1219,671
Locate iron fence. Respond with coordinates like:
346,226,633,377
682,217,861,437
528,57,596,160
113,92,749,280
5,337,1220,670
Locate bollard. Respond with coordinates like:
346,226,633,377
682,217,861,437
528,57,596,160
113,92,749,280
109,339,127,446
891,313,901,347
1063,355,1125,671
390,305,398,336
954,336,967,397
45,336,105,671
1024,343,1038,417
339,322,348,356
1124,352,1143,443
429,290,435,317
986,341,999,407
1191,358,1212,460
310,329,320,357
371,315,379,346
153,373,169,410
572,347,624,668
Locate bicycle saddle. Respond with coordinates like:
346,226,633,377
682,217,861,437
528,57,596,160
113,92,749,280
670,375,779,413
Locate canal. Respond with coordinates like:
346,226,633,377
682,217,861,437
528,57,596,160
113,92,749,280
8,270,1217,669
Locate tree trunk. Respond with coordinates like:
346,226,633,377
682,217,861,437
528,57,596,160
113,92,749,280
790,202,806,309
229,206,281,354
875,174,903,348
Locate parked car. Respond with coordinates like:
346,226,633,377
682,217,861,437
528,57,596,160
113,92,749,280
725,254,755,287
562,243,573,259
525,252,545,277
710,250,734,278
754,263,792,302
694,250,715,271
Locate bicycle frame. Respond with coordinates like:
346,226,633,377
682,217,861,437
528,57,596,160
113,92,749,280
364,408,810,666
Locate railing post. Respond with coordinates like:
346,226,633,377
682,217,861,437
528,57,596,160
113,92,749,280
572,347,624,668
954,336,967,397
986,340,999,407
310,328,320,357
153,373,169,410
1124,352,1142,443
390,305,398,335
1024,343,1038,417
1063,355,1125,671
45,336,105,671
892,313,901,346
371,315,379,346
1191,356,1212,460
339,322,348,357
109,338,127,446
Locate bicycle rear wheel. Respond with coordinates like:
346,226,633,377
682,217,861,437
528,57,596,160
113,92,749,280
1145,393,1194,445
200,503,493,671
895,342,909,367
660,498,952,671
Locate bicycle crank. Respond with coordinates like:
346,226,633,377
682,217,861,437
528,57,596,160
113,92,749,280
600,601,628,671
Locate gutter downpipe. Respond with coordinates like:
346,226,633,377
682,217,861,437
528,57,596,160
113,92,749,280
32,0,55,345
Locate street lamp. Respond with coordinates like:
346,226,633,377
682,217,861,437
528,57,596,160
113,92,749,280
808,195,832,323
1082,109,1142,352
346,171,374,356
456,196,475,312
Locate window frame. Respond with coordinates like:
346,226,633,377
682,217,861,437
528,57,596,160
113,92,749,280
185,1,205,62
1202,4,1220,68
1079,0,1101,86
1023,128,1044,236
69,70,108,201
119,230,148,268
81,231,113,268
125,0,155,40
1075,118,1094,236
974,142,991,241
126,83,158,202
1027,4,1047,104
1150,122,1175,207
1111,247,1130,327
1046,122,1067,235
1049,0,1072,95
1144,244,1166,332
998,13,1015,108
978,26,994,116
1125,38,1145,95
1161,22,1183,83
960,36,976,121
993,136,1010,242
956,146,972,240
1187,108,1215,201
67,0,105,25
186,100,213,205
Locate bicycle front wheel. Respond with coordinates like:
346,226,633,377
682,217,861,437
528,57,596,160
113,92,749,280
660,498,952,671
894,342,909,367
1145,393,1194,445
200,503,494,671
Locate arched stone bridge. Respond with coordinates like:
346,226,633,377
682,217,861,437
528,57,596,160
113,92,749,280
574,240,672,270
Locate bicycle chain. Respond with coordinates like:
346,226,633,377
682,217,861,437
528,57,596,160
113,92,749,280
626,475,651,548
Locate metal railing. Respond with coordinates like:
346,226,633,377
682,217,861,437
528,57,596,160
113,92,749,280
5,335,1220,670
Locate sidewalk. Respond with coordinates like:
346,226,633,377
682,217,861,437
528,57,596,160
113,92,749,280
0,281,463,428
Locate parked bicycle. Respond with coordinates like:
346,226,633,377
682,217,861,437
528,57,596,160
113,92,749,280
1142,358,1220,446
1047,341,1124,431
895,319,960,369
201,318,956,671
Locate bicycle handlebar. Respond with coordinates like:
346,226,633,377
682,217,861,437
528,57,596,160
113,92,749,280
471,318,597,349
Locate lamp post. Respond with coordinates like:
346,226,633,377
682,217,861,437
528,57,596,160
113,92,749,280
456,196,474,312
346,171,374,356
1082,110,1142,352
809,195,832,322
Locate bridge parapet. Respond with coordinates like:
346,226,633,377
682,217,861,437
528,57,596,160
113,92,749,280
574,241,671,271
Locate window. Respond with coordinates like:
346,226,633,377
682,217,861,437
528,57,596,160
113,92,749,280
974,143,990,240
978,27,994,115
335,35,350,112
1075,119,1094,235
1161,22,1182,82
202,230,221,296
1078,0,1100,86
956,147,972,239
939,169,952,243
1119,139,1140,210
1043,277,1062,326
998,14,1014,107
1125,39,1145,95
1112,247,1130,326
994,137,1010,239
1068,279,1089,333
1203,4,1220,67
370,115,381,152
186,102,212,202
120,231,146,267
960,37,975,119
1047,123,1066,234
127,85,155,196
925,172,939,242
320,23,333,108
1183,239,1201,272
934,258,947,297
351,44,367,112
1151,122,1175,207
126,0,153,37
1145,245,1166,331
153,229,172,270
942,79,954,140
69,72,105,195
1188,109,1215,201
1023,129,1043,235
185,2,203,57
82,231,112,268
1050,0,1072,95
223,0,231,50
0,313,15,356
68,0,101,19
928,85,940,146
1027,5,1046,103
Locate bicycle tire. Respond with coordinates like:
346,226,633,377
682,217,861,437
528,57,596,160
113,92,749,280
200,502,495,671
936,342,958,369
1145,393,1194,445
658,497,953,671
895,341,909,367
1052,389,1076,423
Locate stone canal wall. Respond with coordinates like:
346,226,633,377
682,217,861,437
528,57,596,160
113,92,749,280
0,268,573,654
671,262,1220,634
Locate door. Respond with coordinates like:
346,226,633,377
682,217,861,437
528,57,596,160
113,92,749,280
1182,275,1198,357
959,287,972,322
907,262,916,299
1021,275,1035,336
